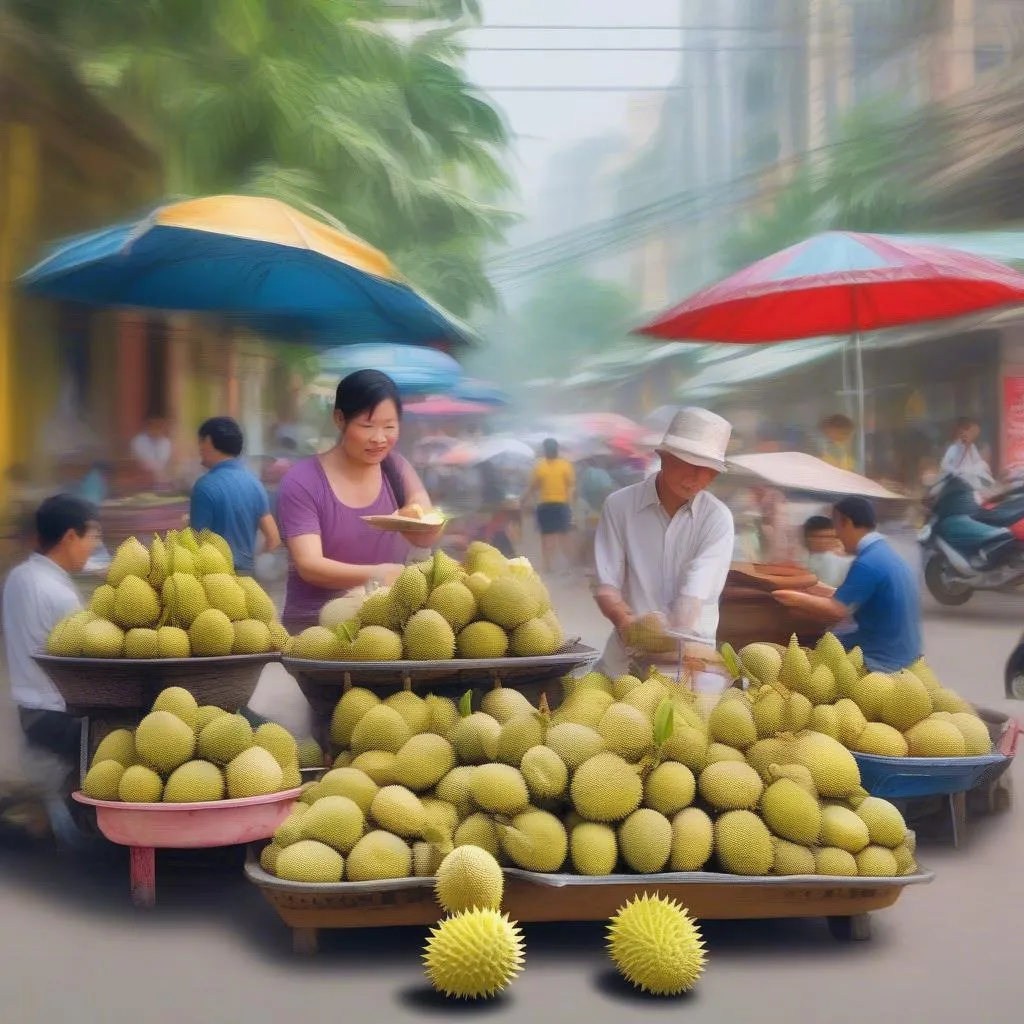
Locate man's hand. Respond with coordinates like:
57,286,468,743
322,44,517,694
595,588,635,631
772,589,806,608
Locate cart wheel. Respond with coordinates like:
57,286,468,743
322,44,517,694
130,846,156,909
293,927,319,955
828,913,871,942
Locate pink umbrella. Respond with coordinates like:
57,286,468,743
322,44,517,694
404,397,492,417
570,412,646,439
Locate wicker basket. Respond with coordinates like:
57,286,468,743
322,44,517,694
33,653,280,715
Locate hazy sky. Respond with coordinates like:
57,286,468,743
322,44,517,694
462,0,685,214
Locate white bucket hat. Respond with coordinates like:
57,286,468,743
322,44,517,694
656,407,732,474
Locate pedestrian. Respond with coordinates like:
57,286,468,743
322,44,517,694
941,417,995,494
524,438,576,575
819,414,856,472
190,416,281,575
802,514,852,588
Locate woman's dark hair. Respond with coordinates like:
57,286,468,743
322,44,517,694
36,493,98,552
335,369,402,421
543,438,559,459
832,496,876,530
198,416,244,457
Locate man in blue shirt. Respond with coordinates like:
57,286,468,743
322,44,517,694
772,496,922,672
190,417,280,575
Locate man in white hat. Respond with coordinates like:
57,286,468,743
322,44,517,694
593,407,735,681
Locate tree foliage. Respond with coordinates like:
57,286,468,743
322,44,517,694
9,0,513,317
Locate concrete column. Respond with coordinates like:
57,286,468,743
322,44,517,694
115,311,148,447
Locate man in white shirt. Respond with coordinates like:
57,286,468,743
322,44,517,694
130,415,173,487
594,408,735,681
941,417,994,493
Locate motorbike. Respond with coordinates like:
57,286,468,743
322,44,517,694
918,473,1024,605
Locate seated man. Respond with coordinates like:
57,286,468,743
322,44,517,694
2,494,101,846
802,514,852,588
773,496,922,673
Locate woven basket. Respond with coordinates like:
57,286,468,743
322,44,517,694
33,653,280,715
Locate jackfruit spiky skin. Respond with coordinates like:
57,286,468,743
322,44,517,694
318,767,379,813
350,751,398,786
509,618,560,657
804,664,838,706
520,745,568,802
168,544,197,578
370,785,425,838
148,535,169,589
714,810,774,875
668,807,714,871
708,698,757,750
760,778,822,845
269,622,292,654
291,626,343,661
106,537,150,588
421,796,460,838
815,847,858,876
226,746,285,798
607,893,706,996
92,729,137,769
157,626,192,658
455,621,509,660
152,686,200,729
779,636,812,693
545,722,606,772
905,717,967,757
347,626,404,662
196,544,230,577
454,814,500,858
551,689,615,730
772,839,817,876
273,806,309,848
351,704,412,756
110,576,161,629
570,752,643,823
495,712,547,767
163,760,226,802
197,530,234,572
423,909,525,1000
198,713,254,765
346,830,413,882
82,760,126,800
202,574,250,622
598,703,654,762
118,765,164,803
46,613,88,657
855,845,899,877
836,698,868,747
789,732,862,798
808,704,841,741
480,685,533,725
393,734,458,792
383,690,431,733
124,628,160,660
448,712,501,765
469,764,530,816
697,760,764,811
820,805,871,853
880,671,934,732
162,572,209,629
499,808,568,872
643,762,696,816
231,576,275,624
134,710,196,774
187,608,235,657
404,609,457,661
81,620,126,658
232,619,273,655
300,795,365,853
425,694,460,737
617,808,673,873
89,584,117,620
274,840,344,882
852,722,909,757
478,577,538,630
435,766,478,819
950,712,993,755
330,687,380,748
570,822,619,875
851,672,896,720
435,846,504,914
854,796,907,848
357,587,401,630
426,581,477,633
253,722,299,768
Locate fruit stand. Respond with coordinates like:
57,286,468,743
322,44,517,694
245,861,934,954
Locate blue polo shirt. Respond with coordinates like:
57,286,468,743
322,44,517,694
834,533,922,672
189,459,270,574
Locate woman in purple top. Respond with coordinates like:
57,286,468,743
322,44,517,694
275,370,443,632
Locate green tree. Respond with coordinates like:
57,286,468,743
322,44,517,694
10,0,511,317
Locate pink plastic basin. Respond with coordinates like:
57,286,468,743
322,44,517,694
72,789,301,849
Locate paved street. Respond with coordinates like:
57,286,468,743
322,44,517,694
0,561,1022,1023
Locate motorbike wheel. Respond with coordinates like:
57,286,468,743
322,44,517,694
924,557,973,606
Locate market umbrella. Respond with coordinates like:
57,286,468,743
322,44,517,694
404,397,492,417
19,195,475,349
452,378,512,406
316,343,462,395
634,231,1024,469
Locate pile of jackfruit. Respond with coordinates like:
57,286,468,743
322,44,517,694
288,544,567,663
80,687,322,803
45,528,290,659
257,666,920,885
737,634,994,759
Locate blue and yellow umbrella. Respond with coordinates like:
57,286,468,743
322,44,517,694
19,195,475,349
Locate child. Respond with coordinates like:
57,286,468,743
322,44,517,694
803,514,852,588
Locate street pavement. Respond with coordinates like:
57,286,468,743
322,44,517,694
1,558,1023,1022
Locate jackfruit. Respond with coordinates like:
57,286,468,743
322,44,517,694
81,620,125,658
201,574,248,622
448,712,501,764
153,685,200,729
389,565,428,618
275,840,343,883
425,694,460,737
370,785,425,838
82,760,125,800
148,535,169,589
570,752,643,823
852,722,909,757
808,703,841,740
198,713,254,765
403,609,456,660
697,760,764,810
89,584,117,620
643,762,695,816
253,722,299,768
855,845,898,877
162,572,209,629
435,846,504,913
167,544,197,577
815,847,858,876
551,689,615,730
349,750,398,786
426,581,477,632
820,805,870,853
760,778,822,844
330,687,380,748
187,608,235,657
319,767,378,813
853,796,907,848
480,684,533,725
931,688,973,714
383,689,431,733
779,636,812,692
789,731,861,798
196,544,230,577
345,830,412,881
163,760,226,802
773,839,816,876
92,729,136,768
622,679,670,718
291,625,343,661
570,822,619,875
851,672,896,720
499,808,568,872
124,628,160,660
950,712,992,755
668,807,714,871
880,670,933,732
268,622,292,653
478,577,538,629
905,717,967,757
454,813,500,859
226,746,284,798
431,549,464,587
469,763,530,816
509,617,560,657
134,710,196,774
118,765,163,802
357,587,401,630
393,734,457,792
435,766,477,819
836,698,868,747
714,810,774,875
598,703,654,762
495,710,548,767
739,643,783,687
350,704,412,756
617,808,672,873
197,530,234,571
545,722,606,771
520,745,568,801
156,626,191,658
804,664,838,705
708,697,757,749
347,625,404,661
456,621,509,659
107,537,150,587
301,795,365,853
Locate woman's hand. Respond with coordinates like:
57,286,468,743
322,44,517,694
375,563,406,586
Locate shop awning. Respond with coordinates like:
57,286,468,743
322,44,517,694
677,339,845,400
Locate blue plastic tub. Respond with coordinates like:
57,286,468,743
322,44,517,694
853,751,1007,799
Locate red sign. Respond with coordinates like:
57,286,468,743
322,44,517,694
1002,377,1024,473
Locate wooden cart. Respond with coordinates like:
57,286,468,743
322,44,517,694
245,862,934,955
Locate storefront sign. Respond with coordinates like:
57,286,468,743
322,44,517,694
1002,376,1024,473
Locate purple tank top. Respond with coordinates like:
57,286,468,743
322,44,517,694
275,455,410,631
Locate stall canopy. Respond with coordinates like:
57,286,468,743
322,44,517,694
316,343,462,395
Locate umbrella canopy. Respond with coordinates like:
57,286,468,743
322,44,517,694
451,378,512,406
317,343,462,395
404,397,492,417
728,452,906,501
635,231,1024,341
19,195,474,348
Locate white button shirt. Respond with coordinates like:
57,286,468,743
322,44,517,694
594,476,734,677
